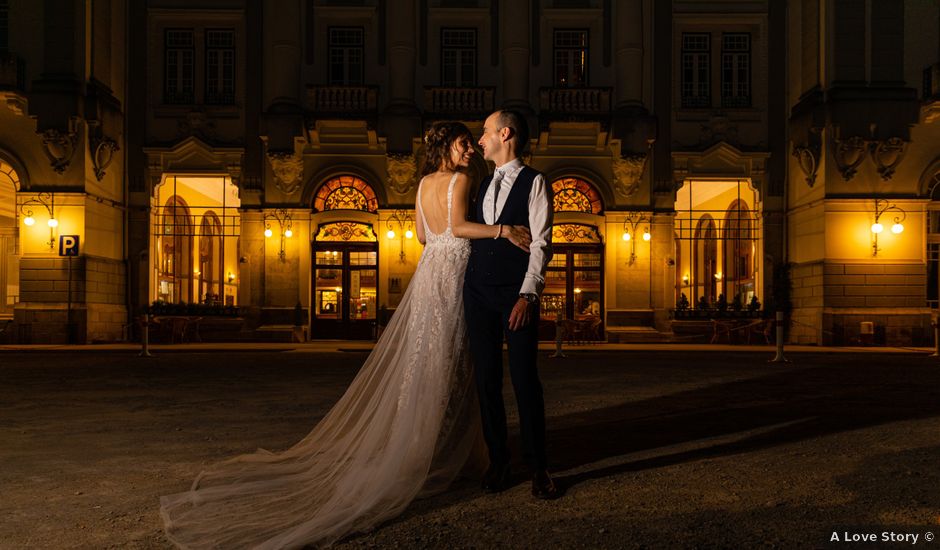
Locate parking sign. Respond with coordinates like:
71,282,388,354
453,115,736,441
59,235,80,256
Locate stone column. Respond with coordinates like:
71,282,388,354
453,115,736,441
651,212,676,331
263,0,304,152
614,0,644,110
382,0,420,153
500,0,531,114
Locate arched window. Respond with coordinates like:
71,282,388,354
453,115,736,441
158,195,193,303
551,178,603,214
722,199,755,305
0,160,20,318
314,176,379,213
693,215,718,307
199,211,223,304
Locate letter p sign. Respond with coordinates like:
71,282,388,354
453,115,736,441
59,235,80,257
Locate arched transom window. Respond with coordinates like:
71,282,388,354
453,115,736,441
314,176,379,213
551,178,603,214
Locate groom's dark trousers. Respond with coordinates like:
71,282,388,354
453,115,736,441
463,166,547,471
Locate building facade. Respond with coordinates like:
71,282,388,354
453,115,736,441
1,0,937,345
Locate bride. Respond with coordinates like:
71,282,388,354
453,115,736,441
160,121,532,549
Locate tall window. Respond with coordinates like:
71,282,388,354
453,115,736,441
441,28,477,87
165,29,195,104
206,29,235,105
0,0,9,52
681,33,710,108
553,29,588,88
328,27,364,85
721,33,751,108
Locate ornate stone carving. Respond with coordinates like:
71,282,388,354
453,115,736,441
387,154,417,195
90,136,119,181
612,153,646,197
869,137,906,181
832,135,867,181
177,110,217,140
700,113,739,146
792,142,820,188
267,152,304,195
39,129,78,174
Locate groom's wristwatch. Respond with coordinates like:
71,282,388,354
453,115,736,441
519,293,538,305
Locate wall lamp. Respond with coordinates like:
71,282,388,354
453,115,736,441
871,199,905,257
386,209,414,263
621,212,651,265
19,192,57,249
264,208,293,261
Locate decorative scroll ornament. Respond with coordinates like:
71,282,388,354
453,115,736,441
869,137,907,181
792,143,820,188
40,129,77,174
551,223,602,244
386,154,417,195
612,154,646,197
315,222,377,242
832,135,867,181
267,152,304,195
91,136,119,181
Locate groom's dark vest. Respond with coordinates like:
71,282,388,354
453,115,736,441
466,166,539,287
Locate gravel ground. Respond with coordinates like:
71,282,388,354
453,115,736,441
1,350,939,549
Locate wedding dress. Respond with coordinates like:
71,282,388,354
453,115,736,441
160,173,481,549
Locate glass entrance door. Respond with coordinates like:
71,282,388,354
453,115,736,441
539,245,603,340
312,244,378,339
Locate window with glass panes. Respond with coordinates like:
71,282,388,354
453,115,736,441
681,33,710,108
441,28,476,87
328,27,364,85
165,29,195,104
721,33,750,108
206,29,235,105
553,29,588,88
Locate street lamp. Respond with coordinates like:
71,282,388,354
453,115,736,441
19,192,56,249
622,212,651,265
386,209,414,263
871,199,905,257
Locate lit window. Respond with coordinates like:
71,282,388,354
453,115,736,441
553,29,589,88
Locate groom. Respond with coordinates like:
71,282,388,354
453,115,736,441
464,110,558,499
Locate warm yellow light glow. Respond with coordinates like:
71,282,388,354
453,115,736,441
574,287,582,294
194,269,201,275
332,251,338,257
405,229,414,239
715,272,722,280
334,287,342,293
891,223,904,234
23,216,35,226
264,228,273,238
47,218,58,228
682,274,690,284
228,272,235,282
642,230,651,241
622,232,630,241
284,229,293,238
387,229,396,239
871,222,883,234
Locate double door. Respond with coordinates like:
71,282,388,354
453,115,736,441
311,244,378,339
539,244,604,340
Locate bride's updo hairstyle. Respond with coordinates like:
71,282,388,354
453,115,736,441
422,121,474,176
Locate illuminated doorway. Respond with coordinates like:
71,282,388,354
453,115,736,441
539,177,604,340
310,176,381,340
312,223,378,339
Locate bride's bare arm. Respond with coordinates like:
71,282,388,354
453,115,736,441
414,189,427,245
450,173,531,251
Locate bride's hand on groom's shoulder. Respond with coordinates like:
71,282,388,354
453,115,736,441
504,225,532,252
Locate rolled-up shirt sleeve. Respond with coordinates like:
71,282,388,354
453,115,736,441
520,173,553,296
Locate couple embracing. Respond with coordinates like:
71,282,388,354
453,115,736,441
161,110,557,549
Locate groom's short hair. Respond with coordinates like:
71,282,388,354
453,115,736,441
497,110,530,156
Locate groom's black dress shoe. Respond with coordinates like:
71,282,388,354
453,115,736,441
531,470,559,500
481,462,511,493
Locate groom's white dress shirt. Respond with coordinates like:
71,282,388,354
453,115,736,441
480,157,553,297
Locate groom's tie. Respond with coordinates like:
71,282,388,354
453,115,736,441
490,170,505,223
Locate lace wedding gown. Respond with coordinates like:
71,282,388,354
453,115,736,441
160,173,481,549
